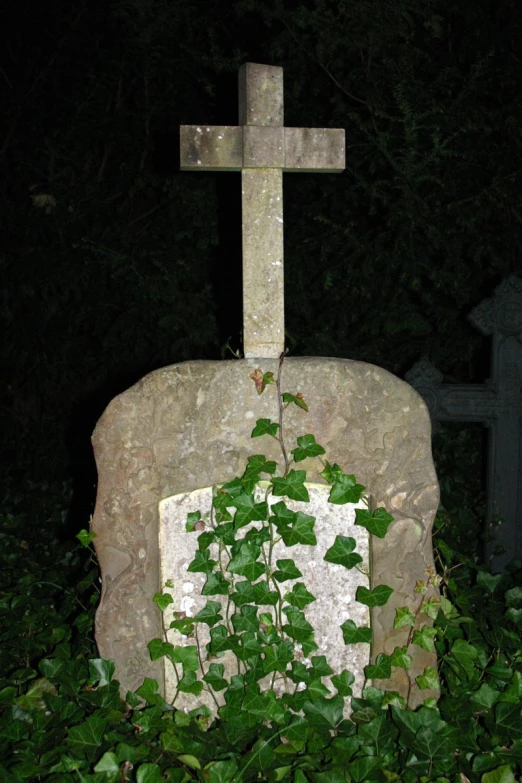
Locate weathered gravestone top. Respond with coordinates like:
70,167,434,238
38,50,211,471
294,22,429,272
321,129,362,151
406,276,522,572
180,62,345,358
91,63,440,709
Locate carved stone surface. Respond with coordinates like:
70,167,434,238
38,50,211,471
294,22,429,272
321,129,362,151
91,357,439,706
406,276,522,571
160,485,369,715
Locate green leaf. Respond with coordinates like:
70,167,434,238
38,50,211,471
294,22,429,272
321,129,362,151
253,581,280,605
187,549,217,575
263,640,295,673
476,570,504,593
178,671,203,695
203,663,228,692
310,655,334,677
329,474,365,505
76,529,96,547
331,669,355,697
356,584,393,607
88,659,115,687
303,694,344,728
416,667,440,690
282,392,309,411
340,619,372,644
153,592,173,612
390,646,412,670
283,607,315,643
365,654,393,679
227,542,265,582
355,506,394,538
169,614,195,635
320,460,344,484
186,511,203,532
470,682,500,710
167,645,199,671
285,582,316,609
291,434,326,462
193,600,223,627
136,763,164,783
412,626,438,653
394,606,416,628
448,638,478,677
505,586,522,606
230,580,256,606
232,493,268,529
231,604,259,633
273,559,303,582
481,767,517,783
205,759,240,783
147,638,173,661
178,755,202,770
272,470,310,502
207,625,232,655
243,453,277,479
202,572,230,596
324,536,363,569
251,418,279,438
67,715,107,751
270,501,296,527
279,512,317,546
94,752,119,773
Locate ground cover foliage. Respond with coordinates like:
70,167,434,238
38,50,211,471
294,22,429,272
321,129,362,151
2,384,522,782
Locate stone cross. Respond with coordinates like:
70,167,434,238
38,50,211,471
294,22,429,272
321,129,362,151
180,62,345,358
406,276,522,571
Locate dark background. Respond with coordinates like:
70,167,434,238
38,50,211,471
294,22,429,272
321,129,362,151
2,0,520,542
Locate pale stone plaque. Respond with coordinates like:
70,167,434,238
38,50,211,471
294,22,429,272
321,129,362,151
159,483,369,713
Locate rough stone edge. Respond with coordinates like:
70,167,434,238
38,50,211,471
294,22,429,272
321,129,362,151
91,357,440,706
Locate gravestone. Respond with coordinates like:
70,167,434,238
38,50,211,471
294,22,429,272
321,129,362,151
406,276,522,572
91,62,440,708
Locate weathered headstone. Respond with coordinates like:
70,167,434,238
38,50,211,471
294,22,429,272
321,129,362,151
406,276,522,572
91,63,440,708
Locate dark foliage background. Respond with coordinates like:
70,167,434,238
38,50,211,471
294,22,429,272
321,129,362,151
2,0,521,539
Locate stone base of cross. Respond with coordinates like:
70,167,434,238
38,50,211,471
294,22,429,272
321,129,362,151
180,63,345,358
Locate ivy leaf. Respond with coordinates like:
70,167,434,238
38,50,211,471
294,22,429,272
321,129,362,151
355,507,394,538
481,766,517,783
202,572,230,596
324,536,363,569
186,511,204,532
251,418,279,438
412,626,438,653
230,580,256,606
282,392,309,411
153,592,173,612
285,583,316,609
365,654,393,680
232,493,268,529
178,671,203,696
329,474,365,505
272,470,310,502
252,581,279,606
477,570,504,594
67,715,107,751
331,669,355,697
187,550,217,575
242,455,277,492
76,529,96,547
394,606,416,628
263,641,295,674
167,645,199,671
390,646,412,670
356,585,393,607
147,638,173,661
310,656,334,678
279,512,317,546
307,679,331,701
505,586,522,606
340,620,372,644
169,614,195,635
207,626,232,655
415,667,440,691
320,460,344,484
270,501,296,528
203,663,228,692
303,695,344,728
193,601,223,627
282,607,315,643
291,434,326,462
231,605,259,634
448,638,478,677
250,369,275,394
273,559,303,583
227,542,265,582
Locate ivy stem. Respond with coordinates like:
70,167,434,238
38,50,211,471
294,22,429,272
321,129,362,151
276,349,290,476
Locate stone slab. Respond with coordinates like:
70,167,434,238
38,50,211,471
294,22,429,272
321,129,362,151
159,484,369,713
91,357,440,706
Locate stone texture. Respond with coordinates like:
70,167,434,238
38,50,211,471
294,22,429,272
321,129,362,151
159,485,369,714
91,357,439,706
179,63,345,358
